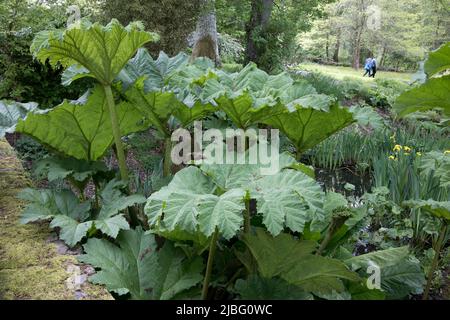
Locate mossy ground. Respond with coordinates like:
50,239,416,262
0,139,111,300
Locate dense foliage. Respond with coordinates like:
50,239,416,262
298,0,450,71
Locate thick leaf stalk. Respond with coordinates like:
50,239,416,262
244,194,251,234
202,228,220,300
163,137,172,177
423,222,448,300
316,210,351,256
104,85,129,182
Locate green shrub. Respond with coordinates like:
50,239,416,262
221,63,244,73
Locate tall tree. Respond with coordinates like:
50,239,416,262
102,0,200,56
245,0,274,64
350,0,371,69
190,0,221,66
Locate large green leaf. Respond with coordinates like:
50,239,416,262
199,151,298,191
345,247,424,299
243,228,359,295
61,64,90,86
282,255,361,295
16,85,147,161
197,189,246,239
253,169,325,235
51,180,145,246
419,151,450,188
18,188,90,224
241,228,317,278
235,275,313,300
92,179,146,238
150,241,204,300
145,166,246,240
78,228,203,300
32,19,158,85
350,105,386,129
145,166,214,233
0,100,38,138
50,215,93,247
345,246,409,269
403,200,450,221
97,179,147,220
118,49,189,91
18,188,93,246
33,156,108,182
348,282,386,300
425,42,450,77
379,259,425,299
18,188,58,224
261,103,355,154
173,100,216,127
19,180,145,247
394,76,450,117
200,163,259,191
200,63,297,106
125,84,214,129
214,93,286,129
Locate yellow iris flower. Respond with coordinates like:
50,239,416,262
403,146,412,152
393,145,402,152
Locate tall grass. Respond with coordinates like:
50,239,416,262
307,122,450,172
372,151,448,244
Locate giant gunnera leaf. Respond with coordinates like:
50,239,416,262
261,102,355,155
425,42,450,77
235,275,313,300
395,42,450,117
33,156,108,183
345,246,425,299
418,151,450,188
0,100,38,138
145,166,246,240
124,83,215,131
78,228,204,300
214,93,286,129
394,76,450,117
242,228,360,296
31,19,159,85
18,188,90,224
117,49,189,91
146,152,326,241
252,169,324,236
403,200,450,221
15,85,147,161
19,180,146,247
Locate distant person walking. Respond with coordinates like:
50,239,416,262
363,57,373,77
370,58,377,78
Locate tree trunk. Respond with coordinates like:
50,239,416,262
333,29,341,63
245,0,274,64
379,45,387,67
352,0,368,70
190,0,221,66
325,33,330,61
352,35,362,69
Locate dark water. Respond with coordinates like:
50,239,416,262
315,167,372,198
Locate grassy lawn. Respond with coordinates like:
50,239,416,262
298,62,414,82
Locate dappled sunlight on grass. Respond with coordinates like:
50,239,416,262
298,63,414,82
